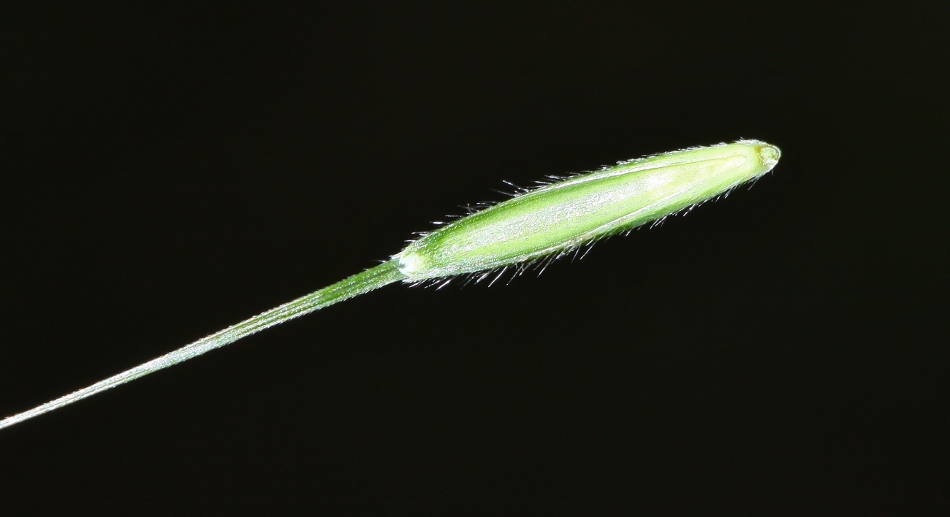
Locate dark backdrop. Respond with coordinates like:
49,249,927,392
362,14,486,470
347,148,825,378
2,3,946,512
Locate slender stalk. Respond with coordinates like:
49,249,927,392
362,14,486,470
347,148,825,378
0,260,406,430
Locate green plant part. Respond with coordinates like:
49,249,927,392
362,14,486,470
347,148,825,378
0,139,781,431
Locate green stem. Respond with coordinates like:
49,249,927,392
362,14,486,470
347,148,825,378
0,260,406,430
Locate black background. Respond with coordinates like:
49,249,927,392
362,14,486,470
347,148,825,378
2,3,947,512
